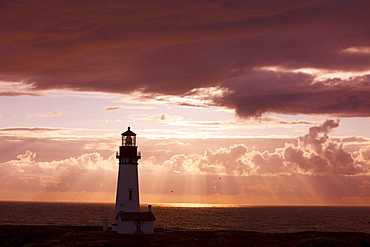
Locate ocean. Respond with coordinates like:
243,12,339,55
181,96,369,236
1,201,370,233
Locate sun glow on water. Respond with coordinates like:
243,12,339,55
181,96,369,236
151,202,249,208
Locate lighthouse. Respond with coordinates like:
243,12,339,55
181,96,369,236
112,127,155,234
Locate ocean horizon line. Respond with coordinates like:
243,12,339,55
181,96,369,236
1,200,370,208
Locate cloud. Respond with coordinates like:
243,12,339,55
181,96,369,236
260,119,368,175
0,127,65,132
0,81,45,97
338,136,368,143
1,1,370,118
0,150,117,193
2,119,368,181
105,106,123,111
1,119,370,203
150,114,184,122
342,47,370,54
141,119,370,176
128,113,184,122
0,134,115,164
28,111,61,118
0,91,44,97
360,146,370,161
215,72,370,118
105,105,155,111
298,119,339,154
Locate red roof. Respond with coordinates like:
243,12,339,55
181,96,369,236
117,212,156,221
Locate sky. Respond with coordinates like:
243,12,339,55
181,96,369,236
1,0,370,205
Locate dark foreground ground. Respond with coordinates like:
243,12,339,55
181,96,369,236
1,225,370,247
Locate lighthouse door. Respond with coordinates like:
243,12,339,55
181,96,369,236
135,220,142,233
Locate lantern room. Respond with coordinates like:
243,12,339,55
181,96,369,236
116,127,141,165
121,127,137,147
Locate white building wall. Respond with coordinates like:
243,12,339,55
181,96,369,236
116,220,154,234
117,221,136,234
142,221,155,234
114,164,140,217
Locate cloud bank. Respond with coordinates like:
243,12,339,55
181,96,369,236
1,119,370,204
144,119,369,176
1,0,370,117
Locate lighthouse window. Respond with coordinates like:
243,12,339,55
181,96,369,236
128,188,133,200
125,135,132,146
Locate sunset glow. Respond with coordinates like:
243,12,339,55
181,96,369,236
1,0,370,206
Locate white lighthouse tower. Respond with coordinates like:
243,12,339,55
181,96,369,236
112,127,155,234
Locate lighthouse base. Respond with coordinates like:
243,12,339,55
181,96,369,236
113,211,156,234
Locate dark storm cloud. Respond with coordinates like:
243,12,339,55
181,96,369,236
1,0,370,117
216,72,370,117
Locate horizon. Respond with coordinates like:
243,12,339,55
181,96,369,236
1,0,370,206
2,200,370,208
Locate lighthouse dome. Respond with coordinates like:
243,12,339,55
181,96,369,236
121,127,136,136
